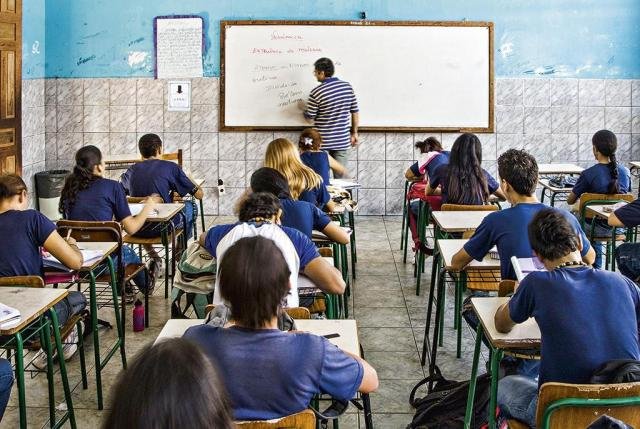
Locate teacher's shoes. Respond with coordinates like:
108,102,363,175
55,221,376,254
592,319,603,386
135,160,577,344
31,326,79,370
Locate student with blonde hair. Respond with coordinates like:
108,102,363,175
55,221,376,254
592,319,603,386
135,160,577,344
265,138,337,211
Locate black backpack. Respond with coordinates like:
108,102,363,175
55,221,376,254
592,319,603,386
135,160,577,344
407,366,491,429
590,359,640,384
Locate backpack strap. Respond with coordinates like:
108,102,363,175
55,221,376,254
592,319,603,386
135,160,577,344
409,366,447,407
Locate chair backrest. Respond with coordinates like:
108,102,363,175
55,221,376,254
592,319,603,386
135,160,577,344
236,409,316,429
204,305,311,320
127,196,146,204
0,276,44,288
578,192,634,223
56,220,123,245
161,149,183,167
441,204,499,212
536,381,640,429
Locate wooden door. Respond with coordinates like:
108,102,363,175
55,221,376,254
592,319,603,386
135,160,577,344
0,0,20,175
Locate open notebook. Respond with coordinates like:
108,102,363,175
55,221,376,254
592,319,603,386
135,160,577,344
43,249,104,271
0,303,20,329
511,256,545,282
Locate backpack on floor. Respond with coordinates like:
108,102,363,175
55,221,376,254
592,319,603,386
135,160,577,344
407,366,491,429
171,242,216,319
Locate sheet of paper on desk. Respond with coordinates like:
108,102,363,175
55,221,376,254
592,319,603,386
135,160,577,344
330,179,361,189
43,250,104,271
129,204,159,217
0,302,20,325
511,256,545,282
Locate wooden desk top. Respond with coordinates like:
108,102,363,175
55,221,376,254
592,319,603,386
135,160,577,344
329,179,361,189
471,297,541,350
537,163,584,175
0,288,69,335
129,203,185,222
431,210,492,232
586,203,627,220
437,239,500,270
538,178,573,193
155,319,360,355
78,241,119,270
629,161,640,170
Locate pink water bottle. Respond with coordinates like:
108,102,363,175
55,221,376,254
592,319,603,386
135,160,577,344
133,299,145,332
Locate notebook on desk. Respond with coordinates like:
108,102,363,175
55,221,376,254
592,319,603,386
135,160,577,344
0,302,20,328
43,250,104,271
511,256,545,282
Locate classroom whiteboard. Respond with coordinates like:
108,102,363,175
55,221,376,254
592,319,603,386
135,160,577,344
221,21,494,132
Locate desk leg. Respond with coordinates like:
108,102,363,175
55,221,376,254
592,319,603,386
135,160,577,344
428,267,446,385
40,321,56,426
550,191,556,207
89,271,104,410
14,331,26,429
361,392,373,429
540,188,546,205
48,309,77,429
107,257,127,368
161,228,170,299
421,250,441,366
348,211,357,274
464,324,483,429
488,347,504,429
456,272,467,359
199,198,206,236
401,181,409,252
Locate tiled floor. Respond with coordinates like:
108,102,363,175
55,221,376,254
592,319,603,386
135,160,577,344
2,215,489,428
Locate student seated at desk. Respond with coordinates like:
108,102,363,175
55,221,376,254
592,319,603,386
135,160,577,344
494,209,640,428
60,145,157,294
200,192,345,308
250,167,349,244
103,337,234,429
452,149,595,281
265,137,338,212
566,129,631,268
184,236,378,421
120,133,203,241
298,128,346,184
0,359,12,421
608,198,640,282
426,133,506,205
0,174,86,366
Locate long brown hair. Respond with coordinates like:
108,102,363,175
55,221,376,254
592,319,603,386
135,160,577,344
0,174,27,201
102,338,234,429
59,145,102,215
446,133,489,204
265,138,322,198
592,129,620,194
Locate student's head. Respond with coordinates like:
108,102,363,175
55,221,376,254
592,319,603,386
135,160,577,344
102,338,234,429
528,208,581,262
60,145,104,214
592,129,620,194
0,174,28,209
238,191,282,223
250,167,292,199
138,133,163,158
314,57,334,80
298,128,323,152
415,137,443,154
265,138,321,198
219,236,291,328
497,149,539,197
446,133,489,203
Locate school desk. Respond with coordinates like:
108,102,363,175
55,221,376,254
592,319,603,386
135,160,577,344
629,162,640,197
103,153,140,171
0,287,76,429
585,203,632,271
537,164,583,207
312,226,353,318
421,239,501,368
537,163,584,176
538,178,574,207
464,297,541,429
327,198,359,281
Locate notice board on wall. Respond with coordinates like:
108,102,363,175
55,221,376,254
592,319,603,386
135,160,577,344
221,20,494,132
154,15,204,78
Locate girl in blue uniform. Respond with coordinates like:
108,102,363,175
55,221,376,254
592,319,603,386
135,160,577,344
298,128,346,184
60,145,157,293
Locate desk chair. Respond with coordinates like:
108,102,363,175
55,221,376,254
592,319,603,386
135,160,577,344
236,409,316,429
55,220,128,409
578,193,634,270
313,230,350,318
204,305,311,320
161,149,183,167
507,382,640,429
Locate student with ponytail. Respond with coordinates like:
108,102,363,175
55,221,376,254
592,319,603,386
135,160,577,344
60,145,157,293
298,128,346,184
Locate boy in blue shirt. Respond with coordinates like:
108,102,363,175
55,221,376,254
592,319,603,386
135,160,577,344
494,208,640,427
452,149,595,280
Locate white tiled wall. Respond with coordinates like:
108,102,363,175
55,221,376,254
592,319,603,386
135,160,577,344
21,77,640,215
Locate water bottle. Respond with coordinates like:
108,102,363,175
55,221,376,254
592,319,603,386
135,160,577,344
133,299,145,332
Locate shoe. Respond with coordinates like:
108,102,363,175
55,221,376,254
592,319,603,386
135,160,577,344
151,257,164,278
147,259,160,294
31,326,79,370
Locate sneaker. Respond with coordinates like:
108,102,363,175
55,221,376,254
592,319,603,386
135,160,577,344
152,257,164,278
31,349,49,370
31,326,79,369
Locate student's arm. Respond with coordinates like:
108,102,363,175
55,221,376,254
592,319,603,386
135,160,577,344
566,192,578,205
608,212,625,227
451,248,474,271
198,232,207,247
350,112,359,146
303,257,346,295
328,154,347,177
343,351,379,393
322,222,350,245
492,187,507,201
43,231,83,271
582,246,596,266
494,302,516,333
121,199,157,235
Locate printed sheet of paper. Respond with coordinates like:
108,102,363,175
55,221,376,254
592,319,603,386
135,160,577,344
155,17,203,78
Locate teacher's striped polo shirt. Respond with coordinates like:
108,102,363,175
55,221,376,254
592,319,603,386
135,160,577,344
304,77,359,151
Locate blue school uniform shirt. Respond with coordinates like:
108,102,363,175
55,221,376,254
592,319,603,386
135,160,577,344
183,325,363,421
429,165,499,205
204,222,319,269
0,210,56,277
120,159,196,203
571,163,631,199
409,151,450,184
279,198,331,239
464,203,591,280
300,151,330,185
509,266,640,386
299,183,331,209
614,199,640,227
64,178,132,222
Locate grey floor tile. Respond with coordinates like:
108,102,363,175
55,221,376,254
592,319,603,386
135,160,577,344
354,289,405,308
352,275,402,291
373,413,414,428
354,307,411,328
359,327,417,352
369,379,422,413
366,352,425,379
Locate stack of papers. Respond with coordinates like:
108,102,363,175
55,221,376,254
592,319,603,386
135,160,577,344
0,303,20,329
43,250,104,271
511,256,545,282
329,179,361,189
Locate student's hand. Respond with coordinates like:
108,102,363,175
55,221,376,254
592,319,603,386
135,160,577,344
64,236,78,247
141,199,158,214
146,194,164,204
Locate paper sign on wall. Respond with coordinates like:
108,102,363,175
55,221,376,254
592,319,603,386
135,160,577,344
154,16,204,78
167,81,191,111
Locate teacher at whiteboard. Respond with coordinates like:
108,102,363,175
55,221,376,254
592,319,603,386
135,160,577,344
301,58,359,178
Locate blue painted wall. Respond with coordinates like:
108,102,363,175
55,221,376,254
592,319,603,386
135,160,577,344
23,0,45,79
32,0,640,79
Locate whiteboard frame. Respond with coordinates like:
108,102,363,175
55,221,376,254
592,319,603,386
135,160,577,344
220,20,494,133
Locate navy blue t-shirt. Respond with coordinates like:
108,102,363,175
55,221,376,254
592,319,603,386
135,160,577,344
280,198,331,239
614,199,640,227
409,151,450,184
299,184,331,209
572,163,631,198
0,210,56,277
430,165,499,204
300,151,330,185
204,222,319,270
184,325,363,420
64,178,132,222
509,266,640,386
464,203,591,280
120,159,196,203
